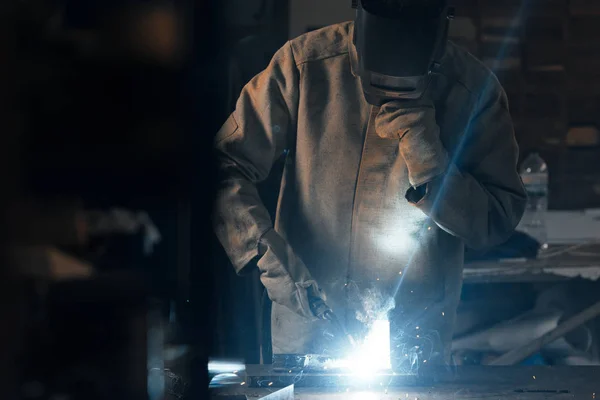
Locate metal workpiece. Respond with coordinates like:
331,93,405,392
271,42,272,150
212,387,575,400
259,385,295,400
211,366,600,399
246,364,597,388
245,365,421,389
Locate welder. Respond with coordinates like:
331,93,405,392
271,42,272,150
213,0,526,370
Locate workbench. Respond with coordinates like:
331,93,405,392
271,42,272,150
462,209,600,283
463,244,600,283
210,243,600,398
210,365,600,399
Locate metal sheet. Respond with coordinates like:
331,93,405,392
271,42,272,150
212,367,599,399
245,365,600,391
211,386,575,400
259,384,294,400
292,388,574,399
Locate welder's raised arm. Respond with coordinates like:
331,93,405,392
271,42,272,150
406,85,527,250
213,42,325,319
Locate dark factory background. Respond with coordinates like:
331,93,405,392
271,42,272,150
2,0,223,399
2,0,600,399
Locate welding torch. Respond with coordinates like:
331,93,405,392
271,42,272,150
310,298,357,348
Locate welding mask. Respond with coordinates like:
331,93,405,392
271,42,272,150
352,0,454,106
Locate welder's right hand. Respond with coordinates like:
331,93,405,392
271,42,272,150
257,228,326,320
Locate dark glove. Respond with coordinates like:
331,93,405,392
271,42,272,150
257,228,327,320
375,96,449,188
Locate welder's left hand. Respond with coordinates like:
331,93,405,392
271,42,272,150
375,96,449,188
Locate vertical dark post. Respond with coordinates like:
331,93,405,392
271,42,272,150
188,0,222,397
0,2,27,399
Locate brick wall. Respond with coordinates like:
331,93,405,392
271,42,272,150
450,0,600,209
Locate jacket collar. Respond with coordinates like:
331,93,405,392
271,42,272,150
348,22,359,78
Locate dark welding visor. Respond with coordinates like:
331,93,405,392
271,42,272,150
361,0,446,19
353,0,453,104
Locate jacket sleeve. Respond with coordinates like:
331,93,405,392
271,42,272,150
407,84,527,250
213,42,299,273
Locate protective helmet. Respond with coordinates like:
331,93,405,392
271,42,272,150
352,0,454,105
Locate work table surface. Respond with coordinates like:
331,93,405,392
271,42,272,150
463,243,600,283
210,365,600,399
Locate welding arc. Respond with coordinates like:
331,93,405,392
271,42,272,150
391,0,531,302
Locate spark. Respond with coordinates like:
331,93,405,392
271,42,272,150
399,271,403,275
268,382,273,386
532,376,536,380
428,226,431,230
442,312,445,316
240,382,245,386
416,326,420,330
